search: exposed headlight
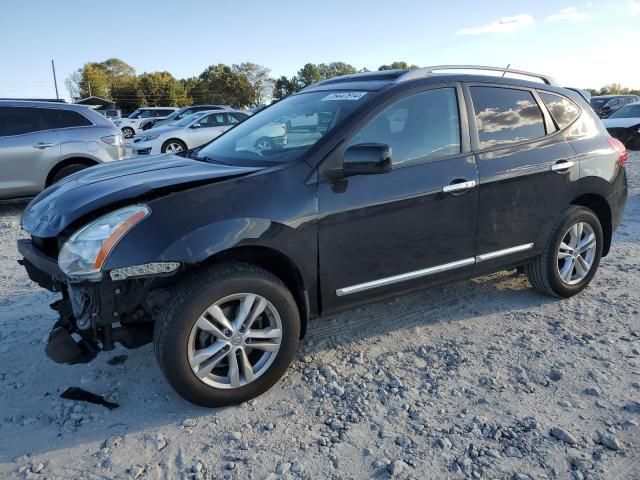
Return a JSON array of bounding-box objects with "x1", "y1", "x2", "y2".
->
[
  {"x1": 101, "y1": 134, "x2": 124, "y2": 147},
  {"x1": 141, "y1": 134, "x2": 159, "y2": 142},
  {"x1": 58, "y1": 205, "x2": 151, "y2": 281}
]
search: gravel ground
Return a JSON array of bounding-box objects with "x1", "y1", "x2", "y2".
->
[{"x1": 0, "y1": 152, "x2": 639, "y2": 480}]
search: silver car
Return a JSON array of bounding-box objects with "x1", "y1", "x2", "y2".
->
[{"x1": 0, "y1": 101, "x2": 125, "y2": 200}]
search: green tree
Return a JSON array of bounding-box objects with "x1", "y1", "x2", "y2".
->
[
  {"x1": 78, "y1": 63, "x2": 110, "y2": 98},
  {"x1": 136, "y1": 71, "x2": 189, "y2": 107},
  {"x1": 378, "y1": 62, "x2": 420, "y2": 71},
  {"x1": 233, "y1": 62, "x2": 274, "y2": 106},
  {"x1": 273, "y1": 75, "x2": 301, "y2": 100},
  {"x1": 192, "y1": 64, "x2": 255, "y2": 107}
]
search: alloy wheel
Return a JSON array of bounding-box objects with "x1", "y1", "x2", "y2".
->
[
  {"x1": 187, "y1": 293, "x2": 283, "y2": 389},
  {"x1": 165, "y1": 142, "x2": 184, "y2": 153},
  {"x1": 556, "y1": 222, "x2": 597, "y2": 285}
]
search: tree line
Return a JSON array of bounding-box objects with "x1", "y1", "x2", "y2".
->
[
  {"x1": 66, "y1": 59, "x2": 638, "y2": 112},
  {"x1": 65, "y1": 59, "x2": 419, "y2": 112}
]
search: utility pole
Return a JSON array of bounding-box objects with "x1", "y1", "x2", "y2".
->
[{"x1": 51, "y1": 59, "x2": 60, "y2": 100}]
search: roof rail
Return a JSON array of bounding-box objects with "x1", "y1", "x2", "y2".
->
[{"x1": 397, "y1": 65, "x2": 559, "y2": 86}]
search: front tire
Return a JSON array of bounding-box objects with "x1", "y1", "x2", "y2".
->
[
  {"x1": 525, "y1": 206, "x2": 603, "y2": 298},
  {"x1": 154, "y1": 263, "x2": 300, "y2": 407},
  {"x1": 122, "y1": 127, "x2": 135, "y2": 139},
  {"x1": 161, "y1": 139, "x2": 187, "y2": 154}
]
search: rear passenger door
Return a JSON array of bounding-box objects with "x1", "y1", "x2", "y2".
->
[
  {"x1": 465, "y1": 85, "x2": 578, "y2": 270},
  {"x1": 0, "y1": 107, "x2": 60, "y2": 199}
]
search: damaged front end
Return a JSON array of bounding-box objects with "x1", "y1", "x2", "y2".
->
[{"x1": 18, "y1": 204, "x2": 179, "y2": 365}]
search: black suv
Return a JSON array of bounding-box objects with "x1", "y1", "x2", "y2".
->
[
  {"x1": 18, "y1": 66, "x2": 628, "y2": 407},
  {"x1": 590, "y1": 94, "x2": 640, "y2": 118}
]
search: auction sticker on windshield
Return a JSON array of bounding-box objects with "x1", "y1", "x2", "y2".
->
[{"x1": 321, "y1": 92, "x2": 367, "y2": 101}]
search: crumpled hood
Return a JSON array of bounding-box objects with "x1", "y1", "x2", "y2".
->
[
  {"x1": 602, "y1": 118, "x2": 640, "y2": 129},
  {"x1": 22, "y1": 154, "x2": 262, "y2": 237}
]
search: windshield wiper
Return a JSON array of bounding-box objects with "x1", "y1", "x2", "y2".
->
[{"x1": 198, "y1": 155, "x2": 233, "y2": 166}]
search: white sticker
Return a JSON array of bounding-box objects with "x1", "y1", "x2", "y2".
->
[{"x1": 321, "y1": 92, "x2": 367, "y2": 102}]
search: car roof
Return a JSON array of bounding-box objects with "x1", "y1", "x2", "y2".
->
[
  {"x1": 591, "y1": 95, "x2": 638, "y2": 99},
  {"x1": 139, "y1": 106, "x2": 178, "y2": 110},
  {"x1": 0, "y1": 100, "x2": 95, "y2": 112},
  {"x1": 300, "y1": 66, "x2": 576, "y2": 97}
]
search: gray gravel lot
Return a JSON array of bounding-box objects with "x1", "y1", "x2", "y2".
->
[{"x1": 0, "y1": 152, "x2": 639, "y2": 479}]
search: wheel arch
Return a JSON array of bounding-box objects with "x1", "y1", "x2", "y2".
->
[
  {"x1": 197, "y1": 246, "x2": 310, "y2": 338},
  {"x1": 46, "y1": 157, "x2": 98, "y2": 186},
  {"x1": 571, "y1": 193, "x2": 612, "y2": 256}
]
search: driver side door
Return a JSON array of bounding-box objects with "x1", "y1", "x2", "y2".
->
[{"x1": 317, "y1": 85, "x2": 479, "y2": 311}]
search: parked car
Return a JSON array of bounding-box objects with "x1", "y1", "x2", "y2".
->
[
  {"x1": 590, "y1": 95, "x2": 640, "y2": 118},
  {"x1": 133, "y1": 110, "x2": 250, "y2": 155},
  {"x1": 602, "y1": 102, "x2": 640, "y2": 150},
  {"x1": 139, "y1": 105, "x2": 232, "y2": 131},
  {"x1": 97, "y1": 108, "x2": 122, "y2": 120},
  {"x1": 0, "y1": 100, "x2": 125, "y2": 200},
  {"x1": 114, "y1": 107, "x2": 177, "y2": 139},
  {"x1": 18, "y1": 66, "x2": 627, "y2": 407}
]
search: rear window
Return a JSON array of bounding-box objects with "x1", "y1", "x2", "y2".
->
[
  {"x1": 538, "y1": 92, "x2": 580, "y2": 129},
  {"x1": 608, "y1": 104, "x2": 640, "y2": 119},
  {"x1": 470, "y1": 87, "x2": 546, "y2": 149},
  {"x1": 41, "y1": 109, "x2": 92, "y2": 129}
]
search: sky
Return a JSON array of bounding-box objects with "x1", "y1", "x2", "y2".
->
[{"x1": 1, "y1": 0, "x2": 639, "y2": 101}]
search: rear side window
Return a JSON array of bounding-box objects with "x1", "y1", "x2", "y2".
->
[
  {"x1": 348, "y1": 87, "x2": 461, "y2": 167},
  {"x1": 470, "y1": 87, "x2": 546, "y2": 149},
  {"x1": 538, "y1": 92, "x2": 580, "y2": 129},
  {"x1": 0, "y1": 107, "x2": 42, "y2": 136},
  {"x1": 41, "y1": 109, "x2": 92, "y2": 129},
  {"x1": 228, "y1": 113, "x2": 248, "y2": 124}
]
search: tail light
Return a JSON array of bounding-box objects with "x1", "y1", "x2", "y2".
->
[{"x1": 607, "y1": 138, "x2": 627, "y2": 167}]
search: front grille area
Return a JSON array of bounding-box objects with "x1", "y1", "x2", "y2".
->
[{"x1": 134, "y1": 148, "x2": 152, "y2": 155}]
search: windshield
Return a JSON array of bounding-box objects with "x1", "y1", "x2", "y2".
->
[
  {"x1": 128, "y1": 109, "x2": 142, "y2": 119},
  {"x1": 609, "y1": 104, "x2": 640, "y2": 119},
  {"x1": 175, "y1": 112, "x2": 203, "y2": 127},
  {"x1": 195, "y1": 90, "x2": 370, "y2": 164},
  {"x1": 164, "y1": 109, "x2": 184, "y2": 121}
]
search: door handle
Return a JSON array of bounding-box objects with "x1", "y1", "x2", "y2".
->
[
  {"x1": 33, "y1": 142, "x2": 56, "y2": 149},
  {"x1": 443, "y1": 179, "x2": 476, "y2": 193},
  {"x1": 551, "y1": 160, "x2": 575, "y2": 172}
]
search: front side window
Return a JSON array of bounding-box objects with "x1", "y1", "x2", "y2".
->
[
  {"x1": 538, "y1": 92, "x2": 580, "y2": 129},
  {"x1": 197, "y1": 113, "x2": 225, "y2": 127},
  {"x1": 0, "y1": 107, "x2": 42, "y2": 137},
  {"x1": 195, "y1": 90, "x2": 371, "y2": 165},
  {"x1": 41, "y1": 109, "x2": 92, "y2": 129},
  {"x1": 470, "y1": 87, "x2": 546, "y2": 149},
  {"x1": 348, "y1": 88, "x2": 461, "y2": 167},
  {"x1": 228, "y1": 113, "x2": 249, "y2": 124}
]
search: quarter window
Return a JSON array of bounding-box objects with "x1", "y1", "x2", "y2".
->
[
  {"x1": 0, "y1": 107, "x2": 42, "y2": 136},
  {"x1": 41, "y1": 109, "x2": 92, "y2": 129},
  {"x1": 538, "y1": 92, "x2": 580, "y2": 129},
  {"x1": 470, "y1": 87, "x2": 546, "y2": 149},
  {"x1": 348, "y1": 88, "x2": 461, "y2": 167}
]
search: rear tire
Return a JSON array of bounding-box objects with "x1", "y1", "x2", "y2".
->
[
  {"x1": 154, "y1": 263, "x2": 300, "y2": 407},
  {"x1": 50, "y1": 163, "x2": 90, "y2": 184},
  {"x1": 525, "y1": 206, "x2": 603, "y2": 298}
]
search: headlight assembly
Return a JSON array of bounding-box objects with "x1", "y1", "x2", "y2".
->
[
  {"x1": 58, "y1": 205, "x2": 150, "y2": 280},
  {"x1": 142, "y1": 134, "x2": 160, "y2": 142}
]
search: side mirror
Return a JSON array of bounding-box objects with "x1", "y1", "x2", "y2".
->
[
  {"x1": 190, "y1": 123, "x2": 201, "y2": 129},
  {"x1": 342, "y1": 143, "x2": 392, "y2": 176}
]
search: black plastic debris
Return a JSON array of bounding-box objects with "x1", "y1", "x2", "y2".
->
[
  {"x1": 60, "y1": 387, "x2": 119, "y2": 410},
  {"x1": 107, "y1": 354, "x2": 128, "y2": 366}
]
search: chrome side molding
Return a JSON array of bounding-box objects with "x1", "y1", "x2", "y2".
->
[
  {"x1": 476, "y1": 243, "x2": 534, "y2": 262},
  {"x1": 335, "y1": 243, "x2": 534, "y2": 296}
]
